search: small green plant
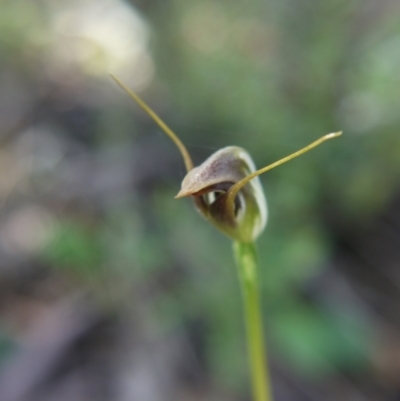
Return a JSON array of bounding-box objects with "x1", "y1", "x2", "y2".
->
[{"x1": 111, "y1": 74, "x2": 342, "y2": 401}]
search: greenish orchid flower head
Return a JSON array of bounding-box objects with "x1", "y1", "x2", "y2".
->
[
  {"x1": 175, "y1": 146, "x2": 267, "y2": 243},
  {"x1": 111, "y1": 74, "x2": 342, "y2": 243}
]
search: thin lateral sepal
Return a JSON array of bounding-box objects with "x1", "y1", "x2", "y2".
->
[
  {"x1": 226, "y1": 131, "x2": 342, "y2": 217},
  {"x1": 110, "y1": 74, "x2": 194, "y2": 172}
]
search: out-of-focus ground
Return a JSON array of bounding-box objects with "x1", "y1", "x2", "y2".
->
[{"x1": 1, "y1": 0, "x2": 400, "y2": 400}]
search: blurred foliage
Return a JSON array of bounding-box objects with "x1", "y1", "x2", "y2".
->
[
  {"x1": 0, "y1": 332, "x2": 14, "y2": 369},
  {"x1": 1, "y1": 0, "x2": 400, "y2": 397},
  {"x1": 43, "y1": 221, "x2": 105, "y2": 275}
]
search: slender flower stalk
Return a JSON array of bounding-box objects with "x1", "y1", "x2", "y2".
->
[
  {"x1": 111, "y1": 74, "x2": 342, "y2": 401},
  {"x1": 234, "y1": 241, "x2": 272, "y2": 401}
]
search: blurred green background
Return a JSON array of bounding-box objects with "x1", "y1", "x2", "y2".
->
[{"x1": 1, "y1": 0, "x2": 400, "y2": 400}]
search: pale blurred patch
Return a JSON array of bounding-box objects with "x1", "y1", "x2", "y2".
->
[
  {"x1": 0, "y1": 206, "x2": 55, "y2": 255},
  {"x1": 43, "y1": 0, "x2": 154, "y2": 91},
  {"x1": 337, "y1": 91, "x2": 385, "y2": 133},
  {"x1": 181, "y1": 2, "x2": 229, "y2": 54}
]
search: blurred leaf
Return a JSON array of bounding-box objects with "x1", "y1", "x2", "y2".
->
[
  {"x1": 0, "y1": 331, "x2": 15, "y2": 368},
  {"x1": 42, "y1": 221, "x2": 104, "y2": 275},
  {"x1": 270, "y1": 302, "x2": 371, "y2": 377}
]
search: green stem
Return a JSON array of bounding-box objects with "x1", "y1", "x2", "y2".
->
[{"x1": 233, "y1": 241, "x2": 273, "y2": 401}]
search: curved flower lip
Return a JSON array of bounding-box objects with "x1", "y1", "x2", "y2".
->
[
  {"x1": 175, "y1": 188, "x2": 195, "y2": 198},
  {"x1": 175, "y1": 186, "x2": 215, "y2": 199},
  {"x1": 174, "y1": 146, "x2": 247, "y2": 200}
]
